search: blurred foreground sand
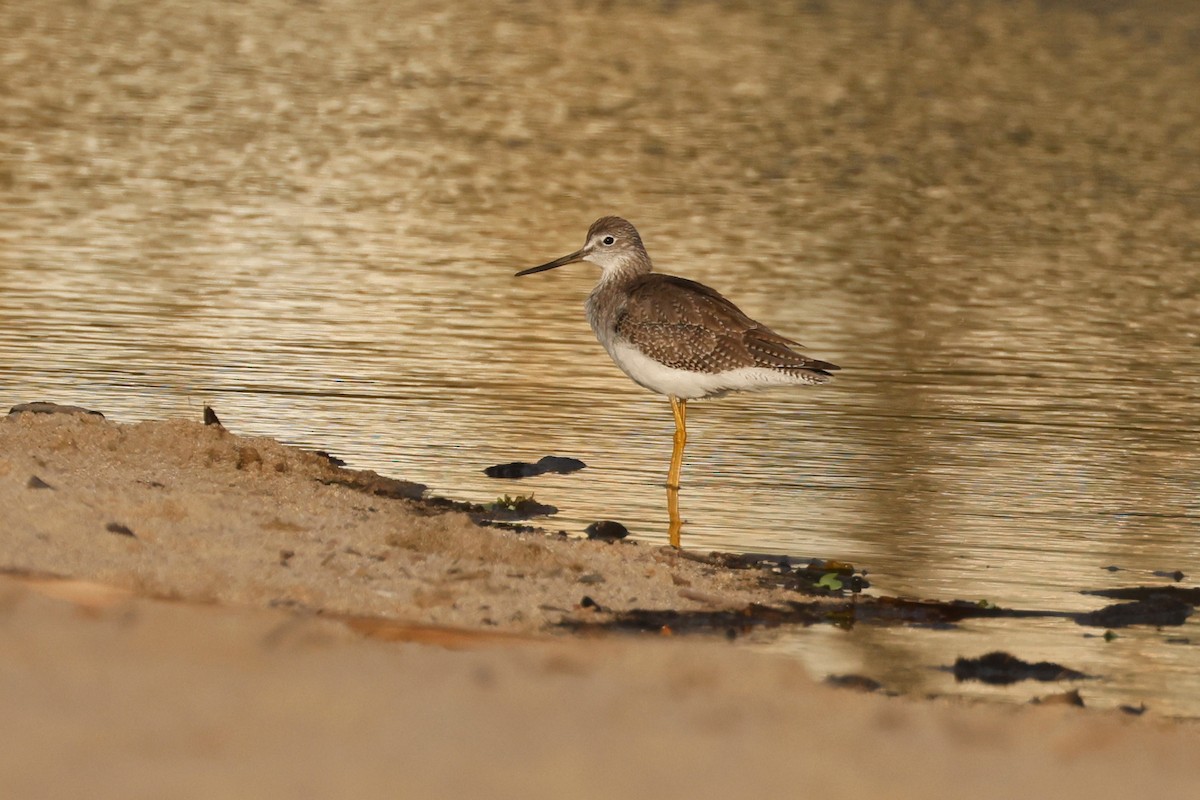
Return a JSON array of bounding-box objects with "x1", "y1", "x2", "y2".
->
[{"x1": 2, "y1": 411, "x2": 1198, "y2": 798}]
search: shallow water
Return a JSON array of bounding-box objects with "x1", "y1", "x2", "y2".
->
[{"x1": 3, "y1": 0, "x2": 1200, "y2": 715}]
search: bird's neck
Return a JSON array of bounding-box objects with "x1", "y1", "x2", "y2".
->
[
  {"x1": 597, "y1": 253, "x2": 652, "y2": 288},
  {"x1": 585, "y1": 268, "x2": 637, "y2": 343}
]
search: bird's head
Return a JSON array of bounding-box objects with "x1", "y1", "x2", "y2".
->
[{"x1": 516, "y1": 216, "x2": 651, "y2": 278}]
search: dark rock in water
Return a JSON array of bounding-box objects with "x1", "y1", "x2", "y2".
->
[
  {"x1": 952, "y1": 651, "x2": 1087, "y2": 685},
  {"x1": 484, "y1": 461, "x2": 544, "y2": 479},
  {"x1": 484, "y1": 455, "x2": 587, "y2": 479},
  {"x1": 105, "y1": 522, "x2": 137, "y2": 538},
  {"x1": 26, "y1": 475, "x2": 54, "y2": 490},
  {"x1": 9, "y1": 402, "x2": 104, "y2": 418},
  {"x1": 1075, "y1": 596, "x2": 1193, "y2": 628},
  {"x1": 585, "y1": 520, "x2": 629, "y2": 542},
  {"x1": 203, "y1": 405, "x2": 224, "y2": 427},
  {"x1": 1152, "y1": 569, "x2": 1186, "y2": 582},
  {"x1": 535, "y1": 455, "x2": 586, "y2": 474}
]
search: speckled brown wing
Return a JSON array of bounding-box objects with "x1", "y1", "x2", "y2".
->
[{"x1": 613, "y1": 274, "x2": 839, "y2": 380}]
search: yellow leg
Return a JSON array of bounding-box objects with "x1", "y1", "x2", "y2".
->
[{"x1": 667, "y1": 396, "x2": 687, "y2": 548}]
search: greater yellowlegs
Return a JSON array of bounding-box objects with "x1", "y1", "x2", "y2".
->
[{"x1": 516, "y1": 216, "x2": 838, "y2": 546}]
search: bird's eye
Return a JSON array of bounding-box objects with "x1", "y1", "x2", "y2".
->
[{"x1": 601, "y1": 235, "x2": 615, "y2": 246}]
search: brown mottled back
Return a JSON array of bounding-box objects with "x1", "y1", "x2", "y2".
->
[{"x1": 613, "y1": 274, "x2": 839, "y2": 380}]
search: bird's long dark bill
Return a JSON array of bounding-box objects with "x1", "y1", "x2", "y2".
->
[{"x1": 514, "y1": 249, "x2": 586, "y2": 277}]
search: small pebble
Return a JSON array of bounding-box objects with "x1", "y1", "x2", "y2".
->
[{"x1": 105, "y1": 522, "x2": 136, "y2": 538}]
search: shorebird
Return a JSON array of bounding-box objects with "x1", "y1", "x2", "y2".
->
[{"x1": 516, "y1": 216, "x2": 838, "y2": 546}]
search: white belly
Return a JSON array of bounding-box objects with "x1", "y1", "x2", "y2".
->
[{"x1": 606, "y1": 340, "x2": 808, "y2": 400}]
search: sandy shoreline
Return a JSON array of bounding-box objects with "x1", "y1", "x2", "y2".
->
[
  {"x1": 3, "y1": 407, "x2": 1199, "y2": 797},
  {"x1": 0, "y1": 407, "x2": 838, "y2": 633}
]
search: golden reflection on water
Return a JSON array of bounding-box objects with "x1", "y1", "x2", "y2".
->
[{"x1": 3, "y1": 0, "x2": 1200, "y2": 713}]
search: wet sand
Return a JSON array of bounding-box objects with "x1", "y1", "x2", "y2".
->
[{"x1": 3, "y1": 409, "x2": 1199, "y2": 798}]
